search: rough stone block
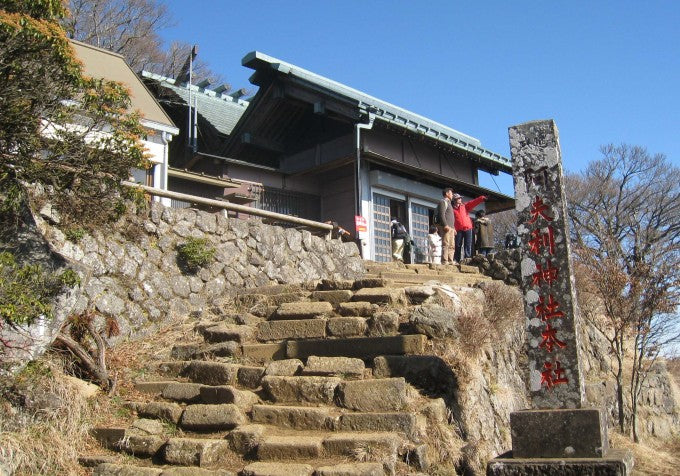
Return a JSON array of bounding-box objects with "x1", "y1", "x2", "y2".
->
[
  {"x1": 265, "y1": 359, "x2": 303, "y2": 376},
  {"x1": 337, "y1": 378, "x2": 408, "y2": 412},
  {"x1": 162, "y1": 468, "x2": 236, "y2": 476},
  {"x1": 135, "y1": 401, "x2": 183, "y2": 424},
  {"x1": 323, "y1": 432, "x2": 400, "y2": 457},
  {"x1": 486, "y1": 449, "x2": 633, "y2": 476},
  {"x1": 367, "y1": 312, "x2": 399, "y2": 336},
  {"x1": 92, "y1": 463, "x2": 162, "y2": 476},
  {"x1": 237, "y1": 365, "x2": 265, "y2": 389},
  {"x1": 240, "y1": 462, "x2": 314, "y2": 476},
  {"x1": 91, "y1": 427, "x2": 126, "y2": 449},
  {"x1": 339, "y1": 412, "x2": 425, "y2": 440},
  {"x1": 311, "y1": 290, "x2": 354, "y2": 306},
  {"x1": 131, "y1": 418, "x2": 165, "y2": 435},
  {"x1": 202, "y1": 324, "x2": 254, "y2": 343},
  {"x1": 314, "y1": 463, "x2": 385, "y2": 476},
  {"x1": 286, "y1": 335, "x2": 426, "y2": 359},
  {"x1": 195, "y1": 341, "x2": 242, "y2": 359},
  {"x1": 251, "y1": 404, "x2": 335, "y2": 430},
  {"x1": 273, "y1": 301, "x2": 333, "y2": 320},
  {"x1": 179, "y1": 404, "x2": 246, "y2": 431},
  {"x1": 157, "y1": 361, "x2": 187, "y2": 377},
  {"x1": 372, "y1": 355, "x2": 454, "y2": 394},
  {"x1": 181, "y1": 360, "x2": 239, "y2": 385},
  {"x1": 261, "y1": 375, "x2": 340, "y2": 405},
  {"x1": 199, "y1": 385, "x2": 260, "y2": 409},
  {"x1": 352, "y1": 287, "x2": 405, "y2": 304},
  {"x1": 163, "y1": 438, "x2": 232, "y2": 467},
  {"x1": 161, "y1": 382, "x2": 204, "y2": 403},
  {"x1": 302, "y1": 356, "x2": 364, "y2": 378},
  {"x1": 353, "y1": 278, "x2": 389, "y2": 289},
  {"x1": 257, "y1": 435, "x2": 324, "y2": 460},
  {"x1": 257, "y1": 319, "x2": 326, "y2": 341},
  {"x1": 510, "y1": 408, "x2": 608, "y2": 458},
  {"x1": 317, "y1": 279, "x2": 354, "y2": 291},
  {"x1": 242, "y1": 342, "x2": 287, "y2": 363},
  {"x1": 228, "y1": 424, "x2": 266, "y2": 454},
  {"x1": 327, "y1": 317, "x2": 367, "y2": 337},
  {"x1": 119, "y1": 434, "x2": 165, "y2": 457},
  {"x1": 338, "y1": 301, "x2": 374, "y2": 317},
  {"x1": 170, "y1": 344, "x2": 201, "y2": 361},
  {"x1": 133, "y1": 380, "x2": 174, "y2": 395}
]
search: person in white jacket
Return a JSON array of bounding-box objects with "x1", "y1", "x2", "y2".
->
[{"x1": 427, "y1": 225, "x2": 442, "y2": 264}]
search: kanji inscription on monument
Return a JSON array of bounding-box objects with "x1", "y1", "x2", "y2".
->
[{"x1": 509, "y1": 119, "x2": 585, "y2": 409}]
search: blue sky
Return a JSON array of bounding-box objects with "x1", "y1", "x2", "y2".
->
[{"x1": 160, "y1": 1, "x2": 679, "y2": 195}]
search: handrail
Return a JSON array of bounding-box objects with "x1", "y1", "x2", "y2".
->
[{"x1": 122, "y1": 181, "x2": 334, "y2": 234}]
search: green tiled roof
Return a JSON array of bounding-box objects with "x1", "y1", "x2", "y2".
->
[
  {"x1": 243, "y1": 51, "x2": 511, "y2": 172},
  {"x1": 141, "y1": 71, "x2": 248, "y2": 136}
]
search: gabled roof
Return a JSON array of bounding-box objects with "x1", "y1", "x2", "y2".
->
[
  {"x1": 70, "y1": 40, "x2": 177, "y2": 133},
  {"x1": 242, "y1": 51, "x2": 511, "y2": 173},
  {"x1": 141, "y1": 71, "x2": 248, "y2": 136}
]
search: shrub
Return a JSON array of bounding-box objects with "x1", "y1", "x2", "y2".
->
[
  {"x1": 176, "y1": 237, "x2": 215, "y2": 272},
  {"x1": 0, "y1": 252, "x2": 80, "y2": 328}
]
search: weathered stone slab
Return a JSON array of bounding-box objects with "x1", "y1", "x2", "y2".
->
[
  {"x1": 336, "y1": 378, "x2": 408, "y2": 412},
  {"x1": 338, "y1": 412, "x2": 425, "y2": 439},
  {"x1": 227, "y1": 424, "x2": 266, "y2": 454},
  {"x1": 487, "y1": 449, "x2": 633, "y2": 476},
  {"x1": 510, "y1": 409, "x2": 607, "y2": 458},
  {"x1": 157, "y1": 361, "x2": 187, "y2": 377},
  {"x1": 242, "y1": 342, "x2": 287, "y2": 363},
  {"x1": 323, "y1": 432, "x2": 399, "y2": 457},
  {"x1": 163, "y1": 438, "x2": 232, "y2": 467},
  {"x1": 201, "y1": 324, "x2": 254, "y2": 343},
  {"x1": 179, "y1": 404, "x2": 246, "y2": 431},
  {"x1": 286, "y1": 335, "x2": 426, "y2": 359},
  {"x1": 315, "y1": 463, "x2": 385, "y2": 476},
  {"x1": 171, "y1": 344, "x2": 201, "y2": 361},
  {"x1": 261, "y1": 375, "x2": 340, "y2": 405},
  {"x1": 134, "y1": 401, "x2": 183, "y2": 424},
  {"x1": 195, "y1": 341, "x2": 242, "y2": 359},
  {"x1": 257, "y1": 435, "x2": 323, "y2": 459},
  {"x1": 91, "y1": 427, "x2": 126, "y2": 449},
  {"x1": 367, "y1": 312, "x2": 399, "y2": 337},
  {"x1": 372, "y1": 355, "x2": 454, "y2": 394},
  {"x1": 78, "y1": 455, "x2": 117, "y2": 468},
  {"x1": 92, "y1": 463, "x2": 162, "y2": 476},
  {"x1": 257, "y1": 319, "x2": 326, "y2": 341},
  {"x1": 317, "y1": 279, "x2": 354, "y2": 290},
  {"x1": 162, "y1": 468, "x2": 236, "y2": 476},
  {"x1": 134, "y1": 380, "x2": 174, "y2": 395},
  {"x1": 131, "y1": 418, "x2": 165, "y2": 435},
  {"x1": 265, "y1": 359, "x2": 303, "y2": 376},
  {"x1": 181, "y1": 360, "x2": 239, "y2": 385},
  {"x1": 458, "y1": 264, "x2": 479, "y2": 274},
  {"x1": 240, "y1": 462, "x2": 313, "y2": 476},
  {"x1": 199, "y1": 385, "x2": 260, "y2": 409},
  {"x1": 351, "y1": 287, "x2": 405, "y2": 304},
  {"x1": 251, "y1": 404, "x2": 335, "y2": 430},
  {"x1": 353, "y1": 278, "x2": 389, "y2": 289},
  {"x1": 311, "y1": 290, "x2": 354, "y2": 306},
  {"x1": 162, "y1": 382, "x2": 204, "y2": 403},
  {"x1": 237, "y1": 365, "x2": 265, "y2": 389},
  {"x1": 509, "y1": 120, "x2": 585, "y2": 408},
  {"x1": 302, "y1": 356, "x2": 364, "y2": 378},
  {"x1": 338, "y1": 301, "x2": 374, "y2": 317},
  {"x1": 119, "y1": 434, "x2": 165, "y2": 457},
  {"x1": 273, "y1": 301, "x2": 333, "y2": 320},
  {"x1": 327, "y1": 317, "x2": 367, "y2": 337}
]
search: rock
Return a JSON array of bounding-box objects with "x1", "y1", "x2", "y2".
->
[
  {"x1": 409, "y1": 305, "x2": 459, "y2": 339},
  {"x1": 261, "y1": 376, "x2": 340, "y2": 405},
  {"x1": 179, "y1": 404, "x2": 246, "y2": 431},
  {"x1": 302, "y1": 356, "x2": 364, "y2": 379},
  {"x1": 336, "y1": 378, "x2": 408, "y2": 412},
  {"x1": 265, "y1": 359, "x2": 303, "y2": 376}
]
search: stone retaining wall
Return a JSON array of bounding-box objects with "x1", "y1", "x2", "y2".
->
[{"x1": 2, "y1": 202, "x2": 364, "y2": 367}]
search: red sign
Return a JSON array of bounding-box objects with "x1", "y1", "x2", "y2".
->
[{"x1": 354, "y1": 215, "x2": 367, "y2": 233}]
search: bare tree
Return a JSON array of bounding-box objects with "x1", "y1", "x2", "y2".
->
[
  {"x1": 64, "y1": 0, "x2": 223, "y2": 84},
  {"x1": 489, "y1": 209, "x2": 517, "y2": 249},
  {"x1": 567, "y1": 144, "x2": 680, "y2": 442}
]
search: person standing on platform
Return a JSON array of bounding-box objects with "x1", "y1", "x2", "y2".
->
[
  {"x1": 427, "y1": 225, "x2": 442, "y2": 264},
  {"x1": 390, "y1": 217, "x2": 408, "y2": 262},
  {"x1": 435, "y1": 188, "x2": 456, "y2": 264},
  {"x1": 452, "y1": 193, "x2": 487, "y2": 263},
  {"x1": 474, "y1": 210, "x2": 494, "y2": 256}
]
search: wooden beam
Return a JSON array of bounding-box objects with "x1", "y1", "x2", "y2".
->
[{"x1": 241, "y1": 132, "x2": 286, "y2": 153}]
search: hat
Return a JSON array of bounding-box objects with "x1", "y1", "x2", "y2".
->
[{"x1": 452, "y1": 193, "x2": 462, "y2": 200}]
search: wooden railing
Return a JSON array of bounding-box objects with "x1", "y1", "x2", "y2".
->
[{"x1": 122, "y1": 181, "x2": 334, "y2": 236}]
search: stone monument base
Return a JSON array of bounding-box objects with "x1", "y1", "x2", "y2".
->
[
  {"x1": 487, "y1": 408, "x2": 633, "y2": 475},
  {"x1": 487, "y1": 449, "x2": 633, "y2": 476}
]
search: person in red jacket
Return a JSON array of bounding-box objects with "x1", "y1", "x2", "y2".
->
[{"x1": 452, "y1": 193, "x2": 487, "y2": 263}]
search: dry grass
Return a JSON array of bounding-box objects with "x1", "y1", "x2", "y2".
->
[
  {"x1": 610, "y1": 431, "x2": 680, "y2": 475},
  {"x1": 0, "y1": 361, "x2": 93, "y2": 475}
]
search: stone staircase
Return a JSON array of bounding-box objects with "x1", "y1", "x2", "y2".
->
[{"x1": 83, "y1": 262, "x2": 490, "y2": 475}]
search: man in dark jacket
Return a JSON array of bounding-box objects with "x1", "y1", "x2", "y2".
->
[{"x1": 436, "y1": 188, "x2": 456, "y2": 264}]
